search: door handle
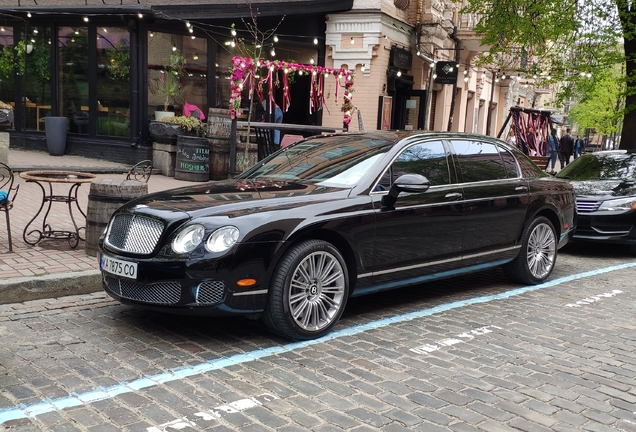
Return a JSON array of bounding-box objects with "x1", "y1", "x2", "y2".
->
[
  {"x1": 515, "y1": 186, "x2": 529, "y2": 192},
  {"x1": 445, "y1": 192, "x2": 463, "y2": 200}
]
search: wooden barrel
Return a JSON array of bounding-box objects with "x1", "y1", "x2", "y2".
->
[
  {"x1": 208, "y1": 108, "x2": 232, "y2": 180},
  {"x1": 85, "y1": 179, "x2": 148, "y2": 257},
  {"x1": 175, "y1": 135, "x2": 210, "y2": 181}
]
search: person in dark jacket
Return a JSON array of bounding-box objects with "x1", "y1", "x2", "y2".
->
[
  {"x1": 559, "y1": 128, "x2": 574, "y2": 168},
  {"x1": 574, "y1": 135, "x2": 583, "y2": 159}
]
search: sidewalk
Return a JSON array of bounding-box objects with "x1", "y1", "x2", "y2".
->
[{"x1": 0, "y1": 148, "x2": 199, "y2": 304}]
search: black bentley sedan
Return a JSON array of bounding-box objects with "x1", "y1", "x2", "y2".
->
[
  {"x1": 99, "y1": 131, "x2": 575, "y2": 340},
  {"x1": 556, "y1": 149, "x2": 636, "y2": 254}
]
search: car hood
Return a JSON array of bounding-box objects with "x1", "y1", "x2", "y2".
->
[
  {"x1": 119, "y1": 178, "x2": 351, "y2": 220},
  {"x1": 568, "y1": 179, "x2": 636, "y2": 198}
]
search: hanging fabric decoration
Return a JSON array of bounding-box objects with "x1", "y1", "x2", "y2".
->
[{"x1": 230, "y1": 56, "x2": 355, "y2": 126}]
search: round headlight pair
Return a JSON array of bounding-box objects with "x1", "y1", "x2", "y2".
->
[{"x1": 172, "y1": 225, "x2": 240, "y2": 254}]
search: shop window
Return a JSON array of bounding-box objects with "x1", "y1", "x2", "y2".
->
[
  {"x1": 0, "y1": 28, "x2": 15, "y2": 111},
  {"x1": 58, "y1": 26, "x2": 89, "y2": 134},
  {"x1": 20, "y1": 26, "x2": 52, "y2": 132},
  {"x1": 97, "y1": 27, "x2": 131, "y2": 137},
  {"x1": 148, "y1": 31, "x2": 207, "y2": 120}
]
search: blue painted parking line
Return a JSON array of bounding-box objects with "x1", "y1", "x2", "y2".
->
[{"x1": 1, "y1": 261, "x2": 635, "y2": 424}]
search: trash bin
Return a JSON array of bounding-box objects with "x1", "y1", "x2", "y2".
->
[{"x1": 44, "y1": 117, "x2": 67, "y2": 156}]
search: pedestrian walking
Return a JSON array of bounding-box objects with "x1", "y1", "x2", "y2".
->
[
  {"x1": 545, "y1": 127, "x2": 560, "y2": 174},
  {"x1": 574, "y1": 135, "x2": 583, "y2": 159},
  {"x1": 560, "y1": 128, "x2": 574, "y2": 168}
]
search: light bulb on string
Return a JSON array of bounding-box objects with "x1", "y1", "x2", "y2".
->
[
  {"x1": 231, "y1": 29, "x2": 237, "y2": 36},
  {"x1": 351, "y1": 37, "x2": 355, "y2": 44},
  {"x1": 313, "y1": 37, "x2": 318, "y2": 44},
  {"x1": 273, "y1": 35, "x2": 279, "y2": 42},
  {"x1": 501, "y1": 74, "x2": 506, "y2": 79},
  {"x1": 172, "y1": 44, "x2": 177, "y2": 52},
  {"x1": 271, "y1": 48, "x2": 276, "y2": 56},
  {"x1": 310, "y1": 57, "x2": 314, "y2": 64},
  {"x1": 27, "y1": 12, "x2": 32, "y2": 18},
  {"x1": 397, "y1": 71, "x2": 402, "y2": 77},
  {"x1": 360, "y1": 63, "x2": 365, "y2": 71},
  {"x1": 186, "y1": 21, "x2": 191, "y2": 28},
  {"x1": 138, "y1": 13, "x2": 143, "y2": 19},
  {"x1": 191, "y1": 35, "x2": 196, "y2": 39},
  {"x1": 84, "y1": 16, "x2": 89, "y2": 22}
]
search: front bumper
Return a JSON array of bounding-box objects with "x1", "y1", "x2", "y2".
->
[
  {"x1": 99, "y1": 251, "x2": 270, "y2": 316},
  {"x1": 573, "y1": 212, "x2": 636, "y2": 245}
]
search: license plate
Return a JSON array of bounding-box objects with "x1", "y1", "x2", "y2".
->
[{"x1": 100, "y1": 254, "x2": 138, "y2": 280}]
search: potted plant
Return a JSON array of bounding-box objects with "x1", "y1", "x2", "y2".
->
[
  {"x1": 0, "y1": 101, "x2": 14, "y2": 132},
  {"x1": 149, "y1": 115, "x2": 207, "y2": 144},
  {"x1": 149, "y1": 52, "x2": 188, "y2": 120}
]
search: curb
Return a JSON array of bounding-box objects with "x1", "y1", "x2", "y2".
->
[{"x1": 0, "y1": 270, "x2": 102, "y2": 304}]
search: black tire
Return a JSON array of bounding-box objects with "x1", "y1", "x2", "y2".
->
[
  {"x1": 263, "y1": 239, "x2": 349, "y2": 340},
  {"x1": 503, "y1": 216, "x2": 557, "y2": 285},
  {"x1": 629, "y1": 244, "x2": 636, "y2": 256}
]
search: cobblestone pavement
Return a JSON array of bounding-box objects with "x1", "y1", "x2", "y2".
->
[{"x1": 0, "y1": 242, "x2": 635, "y2": 431}]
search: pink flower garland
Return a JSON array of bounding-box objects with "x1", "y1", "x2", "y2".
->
[{"x1": 229, "y1": 56, "x2": 355, "y2": 125}]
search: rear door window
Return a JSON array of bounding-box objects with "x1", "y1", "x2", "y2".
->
[
  {"x1": 377, "y1": 140, "x2": 451, "y2": 190},
  {"x1": 451, "y1": 140, "x2": 507, "y2": 182}
]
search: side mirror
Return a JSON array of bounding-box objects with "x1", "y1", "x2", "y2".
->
[{"x1": 381, "y1": 173, "x2": 430, "y2": 208}]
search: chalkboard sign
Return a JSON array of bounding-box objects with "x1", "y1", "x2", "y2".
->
[{"x1": 175, "y1": 136, "x2": 210, "y2": 182}]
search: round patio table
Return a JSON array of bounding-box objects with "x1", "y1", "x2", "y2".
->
[{"x1": 19, "y1": 170, "x2": 97, "y2": 248}]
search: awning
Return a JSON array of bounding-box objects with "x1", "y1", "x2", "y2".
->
[{"x1": 0, "y1": 0, "x2": 353, "y2": 20}]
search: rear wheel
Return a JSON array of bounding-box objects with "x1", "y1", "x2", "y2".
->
[
  {"x1": 629, "y1": 244, "x2": 636, "y2": 256},
  {"x1": 263, "y1": 239, "x2": 349, "y2": 340},
  {"x1": 504, "y1": 216, "x2": 557, "y2": 284}
]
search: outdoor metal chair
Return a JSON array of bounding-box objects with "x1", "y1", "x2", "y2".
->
[
  {"x1": 0, "y1": 162, "x2": 20, "y2": 252},
  {"x1": 126, "y1": 160, "x2": 153, "y2": 183},
  {"x1": 255, "y1": 127, "x2": 277, "y2": 160}
]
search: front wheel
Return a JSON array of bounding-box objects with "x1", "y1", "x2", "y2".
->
[
  {"x1": 504, "y1": 216, "x2": 557, "y2": 285},
  {"x1": 263, "y1": 239, "x2": 349, "y2": 340}
]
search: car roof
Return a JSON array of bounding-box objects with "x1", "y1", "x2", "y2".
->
[{"x1": 317, "y1": 131, "x2": 510, "y2": 149}]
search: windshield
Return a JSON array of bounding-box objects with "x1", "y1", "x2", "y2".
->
[
  {"x1": 557, "y1": 152, "x2": 636, "y2": 180},
  {"x1": 237, "y1": 135, "x2": 393, "y2": 187}
]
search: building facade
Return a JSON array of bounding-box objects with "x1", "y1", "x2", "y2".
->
[{"x1": 1, "y1": 0, "x2": 549, "y2": 165}]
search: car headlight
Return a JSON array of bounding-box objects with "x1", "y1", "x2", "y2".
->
[
  {"x1": 206, "y1": 226, "x2": 240, "y2": 253},
  {"x1": 172, "y1": 224, "x2": 205, "y2": 254},
  {"x1": 597, "y1": 197, "x2": 636, "y2": 212}
]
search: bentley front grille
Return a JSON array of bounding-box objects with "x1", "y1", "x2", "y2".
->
[
  {"x1": 106, "y1": 214, "x2": 164, "y2": 254},
  {"x1": 196, "y1": 281, "x2": 225, "y2": 305},
  {"x1": 103, "y1": 274, "x2": 181, "y2": 305}
]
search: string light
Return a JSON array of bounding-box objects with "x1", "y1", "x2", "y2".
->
[
  {"x1": 397, "y1": 71, "x2": 402, "y2": 77},
  {"x1": 231, "y1": 29, "x2": 237, "y2": 36},
  {"x1": 270, "y1": 48, "x2": 276, "y2": 56},
  {"x1": 193, "y1": 53, "x2": 198, "y2": 60},
  {"x1": 361, "y1": 63, "x2": 365, "y2": 71},
  {"x1": 27, "y1": 12, "x2": 32, "y2": 18},
  {"x1": 273, "y1": 34, "x2": 279, "y2": 42},
  {"x1": 138, "y1": 13, "x2": 143, "y2": 19},
  {"x1": 350, "y1": 37, "x2": 355, "y2": 44},
  {"x1": 186, "y1": 21, "x2": 191, "y2": 28},
  {"x1": 501, "y1": 74, "x2": 506, "y2": 79},
  {"x1": 313, "y1": 37, "x2": 318, "y2": 44},
  {"x1": 191, "y1": 35, "x2": 196, "y2": 39},
  {"x1": 464, "y1": 76, "x2": 469, "y2": 83},
  {"x1": 83, "y1": 16, "x2": 89, "y2": 22},
  {"x1": 172, "y1": 44, "x2": 177, "y2": 51},
  {"x1": 310, "y1": 57, "x2": 314, "y2": 64},
  {"x1": 150, "y1": 32, "x2": 154, "y2": 37}
]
